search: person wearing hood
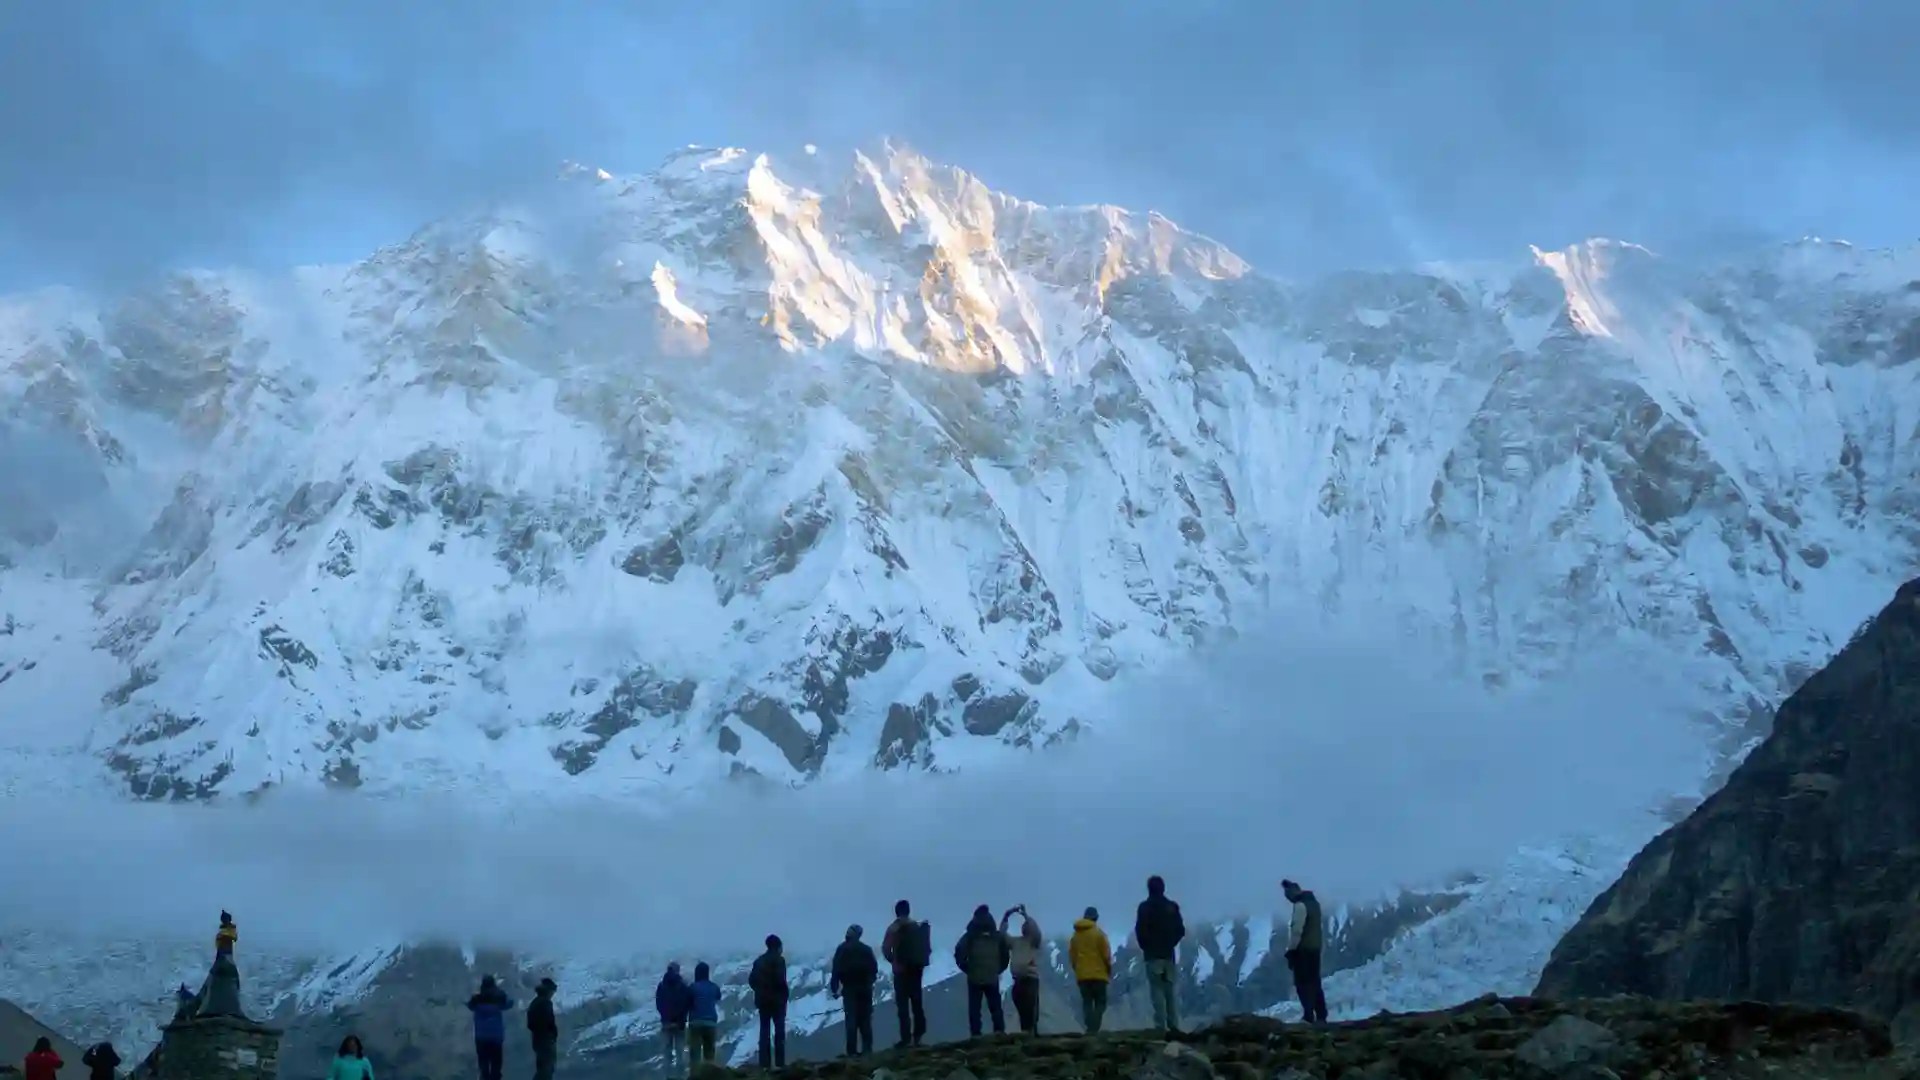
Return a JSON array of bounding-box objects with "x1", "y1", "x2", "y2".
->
[
  {"x1": 656, "y1": 961, "x2": 695, "y2": 1073},
  {"x1": 1134, "y1": 875, "x2": 1187, "y2": 1035},
  {"x1": 80, "y1": 1043, "x2": 120, "y2": 1080},
  {"x1": 999, "y1": 906, "x2": 1044, "y2": 1034},
  {"x1": 829, "y1": 924, "x2": 881, "y2": 1057},
  {"x1": 1283, "y1": 879, "x2": 1328, "y2": 1025},
  {"x1": 953, "y1": 904, "x2": 1010, "y2": 1037},
  {"x1": 527, "y1": 977, "x2": 560, "y2": 1080},
  {"x1": 879, "y1": 899, "x2": 930, "y2": 1048},
  {"x1": 23, "y1": 1037, "x2": 62, "y2": 1080},
  {"x1": 687, "y1": 962, "x2": 723, "y2": 1068},
  {"x1": 748, "y1": 934, "x2": 791, "y2": 1069},
  {"x1": 1068, "y1": 907, "x2": 1114, "y2": 1033},
  {"x1": 465, "y1": 974, "x2": 517, "y2": 1080}
]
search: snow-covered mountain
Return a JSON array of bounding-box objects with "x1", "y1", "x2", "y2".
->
[{"x1": 2, "y1": 141, "x2": 1917, "y2": 1057}]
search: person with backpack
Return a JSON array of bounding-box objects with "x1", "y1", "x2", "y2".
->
[
  {"x1": 327, "y1": 1036, "x2": 374, "y2": 1080},
  {"x1": 748, "y1": 934, "x2": 790, "y2": 1069},
  {"x1": 80, "y1": 1042, "x2": 119, "y2": 1080},
  {"x1": 655, "y1": 961, "x2": 694, "y2": 1073},
  {"x1": 23, "y1": 1037, "x2": 62, "y2": 1080},
  {"x1": 829, "y1": 924, "x2": 881, "y2": 1057},
  {"x1": 527, "y1": 977, "x2": 559, "y2": 1080},
  {"x1": 999, "y1": 905, "x2": 1043, "y2": 1034},
  {"x1": 687, "y1": 962, "x2": 723, "y2": 1068},
  {"x1": 954, "y1": 904, "x2": 1010, "y2": 1037},
  {"x1": 1135, "y1": 875, "x2": 1187, "y2": 1035},
  {"x1": 1283, "y1": 879, "x2": 1329, "y2": 1025},
  {"x1": 465, "y1": 974, "x2": 516, "y2": 1080},
  {"x1": 880, "y1": 899, "x2": 930, "y2": 1048},
  {"x1": 1068, "y1": 906, "x2": 1114, "y2": 1033}
]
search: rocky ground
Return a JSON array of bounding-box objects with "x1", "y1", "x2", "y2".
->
[{"x1": 684, "y1": 996, "x2": 1903, "y2": 1080}]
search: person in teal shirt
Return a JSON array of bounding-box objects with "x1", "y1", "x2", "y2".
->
[{"x1": 328, "y1": 1036, "x2": 374, "y2": 1080}]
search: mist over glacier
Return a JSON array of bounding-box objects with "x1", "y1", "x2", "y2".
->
[{"x1": 0, "y1": 596, "x2": 1708, "y2": 961}]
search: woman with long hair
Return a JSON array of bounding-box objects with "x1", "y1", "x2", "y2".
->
[{"x1": 328, "y1": 1035, "x2": 374, "y2": 1080}]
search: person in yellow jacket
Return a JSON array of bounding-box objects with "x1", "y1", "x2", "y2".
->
[
  {"x1": 215, "y1": 911, "x2": 238, "y2": 958},
  {"x1": 1067, "y1": 907, "x2": 1113, "y2": 1033}
]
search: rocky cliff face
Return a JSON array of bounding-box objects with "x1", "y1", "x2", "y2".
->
[{"x1": 1536, "y1": 577, "x2": 1920, "y2": 1027}]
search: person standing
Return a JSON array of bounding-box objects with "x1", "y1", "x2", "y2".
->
[
  {"x1": 1000, "y1": 906, "x2": 1043, "y2": 1034},
  {"x1": 1283, "y1": 879, "x2": 1328, "y2": 1025},
  {"x1": 748, "y1": 935, "x2": 791, "y2": 1069},
  {"x1": 687, "y1": 962, "x2": 723, "y2": 1068},
  {"x1": 1134, "y1": 875, "x2": 1187, "y2": 1035},
  {"x1": 23, "y1": 1037, "x2": 62, "y2": 1080},
  {"x1": 953, "y1": 904, "x2": 1010, "y2": 1037},
  {"x1": 829, "y1": 924, "x2": 881, "y2": 1057},
  {"x1": 880, "y1": 900, "x2": 930, "y2": 1048},
  {"x1": 80, "y1": 1043, "x2": 120, "y2": 1080},
  {"x1": 527, "y1": 977, "x2": 560, "y2": 1080},
  {"x1": 1068, "y1": 907, "x2": 1114, "y2": 1033},
  {"x1": 328, "y1": 1036, "x2": 374, "y2": 1080},
  {"x1": 465, "y1": 974, "x2": 516, "y2": 1080},
  {"x1": 655, "y1": 962, "x2": 694, "y2": 1073}
]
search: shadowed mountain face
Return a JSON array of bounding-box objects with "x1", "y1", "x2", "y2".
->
[{"x1": 1537, "y1": 577, "x2": 1920, "y2": 1031}]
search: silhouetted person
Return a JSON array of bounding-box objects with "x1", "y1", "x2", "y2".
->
[
  {"x1": 1000, "y1": 906, "x2": 1043, "y2": 1034},
  {"x1": 954, "y1": 904, "x2": 1009, "y2": 1037},
  {"x1": 466, "y1": 975, "x2": 516, "y2": 1080},
  {"x1": 749, "y1": 934, "x2": 790, "y2": 1069},
  {"x1": 1135, "y1": 875, "x2": 1186, "y2": 1034},
  {"x1": 215, "y1": 912, "x2": 237, "y2": 959},
  {"x1": 81, "y1": 1043, "x2": 119, "y2": 1080},
  {"x1": 527, "y1": 977, "x2": 559, "y2": 1080},
  {"x1": 829, "y1": 924, "x2": 880, "y2": 1056},
  {"x1": 328, "y1": 1036, "x2": 373, "y2": 1080},
  {"x1": 656, "y1": 962, "x2": 694, "y2": 1074},
  {"x1": 1283, "y1": 879, "x2": 1328, "y2": 1024},
  {"x1": 687, "y1": 963, "x2": 722, "y2": 1068},
  {"x1": 880, "y1": 899, "x2": 930, "y2": 1047},
  {"x1": 24, "y1": 1038, "x2": 62, "y2": 1080}
]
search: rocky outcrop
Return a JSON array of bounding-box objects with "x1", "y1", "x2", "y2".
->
[
  {"x1": 679, "y1": 996, "x2": 1892, "y2": 1080},
  {"x1": 1537, "y1": 578, "x2": 1920, "y2": 1027}
]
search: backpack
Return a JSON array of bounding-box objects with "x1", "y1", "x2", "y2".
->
[{"x1": 897, "y1": 920, "x2": 932, "y2": 968}]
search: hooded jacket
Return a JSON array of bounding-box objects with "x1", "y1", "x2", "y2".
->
[
  {"x1": 830, "y1": 934, "x2": 880, "y2": 995},
  {"x1": 527, "y1": 984, "x2": 559, "y2": 1044},
  {"x1": 656, "y1": 965, "x2": 693, "y2": 1024},
  {"x1": 688, "y1": 973, "x2": 723, "y2": 1025},
  {"x1": 954, "y1": 908, "x2": 1011, "y2": 986},
  {"x1": 82, "y1": 1044, "x2": 120, "y2": 1080},
  {"x1": 748, "y1": 947, "x2": 790, "y2": 1012},
  {"x1": 1068, "y1": 918, "x2": 1114, "y2": 982},
  {"x1": 466, "y1": 979, "x2": 517, "y2": 1043},
  {"x1": 1134, "y1": 889, "x2": 1186, "y2": 961}
]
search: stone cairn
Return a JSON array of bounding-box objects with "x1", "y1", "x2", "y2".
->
[{"x1": 144, "y1": 913, "x2": 283, "y2": 1080}]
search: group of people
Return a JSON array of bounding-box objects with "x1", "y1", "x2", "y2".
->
[{"x1": 633, "y1": 874, "x2": 1328, "y2": 1073}]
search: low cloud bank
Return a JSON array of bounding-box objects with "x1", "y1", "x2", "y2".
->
[{"x1": 0, "y1": 606, "x2": 1712, "y2": 963}]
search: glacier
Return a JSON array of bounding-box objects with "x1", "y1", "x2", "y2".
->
[{"x1": 1, "y1": 141, "x2": 1917, "y2": 1056}]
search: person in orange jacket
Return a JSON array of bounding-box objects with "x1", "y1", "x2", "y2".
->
[{"x1": 1067, "y1": 907, "x2": 1114, "y2": 1033}]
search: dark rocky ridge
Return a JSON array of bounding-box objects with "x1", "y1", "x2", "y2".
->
[
  {"x1": 1537, "y1": 577, "x2": 1920, "y2": 1033},
  {"x1": 687, "y1": 996, "x2": 1895, "y2": 1080}
]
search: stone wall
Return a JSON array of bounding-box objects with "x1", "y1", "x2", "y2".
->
[{"x1": 156, "y1": 1016, "x2": 282, "y2": 1080}]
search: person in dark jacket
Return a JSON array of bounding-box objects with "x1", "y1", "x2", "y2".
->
[
  {"x1": 748, "y1": 935, "x2": 790, "y2": 1069},
  {"x1": 466, "y1": 974, "x2": 517, "y2": 1080},
  {"x1": 527, "y1": 977, "x2": 559, "y2": 1080},
  {"x1": 80, "y1": 1043, "x2": 120, "y2": 1080},
  {"x1": 1282, "y1": 879, "x2": 1328, "y2": 1024},
  {"x1": 953, "y1": 904, "x2": 1009, "y2": 1037},
  {"x1": 879, "y1": 899, "x2": 929, "y2": 1048},
  {"x1": 829, "y1": 924, "x2": 881, "y2": 1056},
  {"x1": 687, "y1": 962, "x2": 723, "y2": 1068},
  {"x1": 1134, "y1": 875, "x2": 1187, "y2": 1034},
  {"x1": 656, "y1": 961, "x2": 694, "y2": 1072}
]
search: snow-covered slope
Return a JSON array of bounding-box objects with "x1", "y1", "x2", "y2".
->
[{"x1": 2, "y1": 142, "x2": 1918, "y2": 1051}]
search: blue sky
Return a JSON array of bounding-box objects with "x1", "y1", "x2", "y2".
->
[{"x1": 3, "y1": 0, "x2": 1918, "y2": 291}]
